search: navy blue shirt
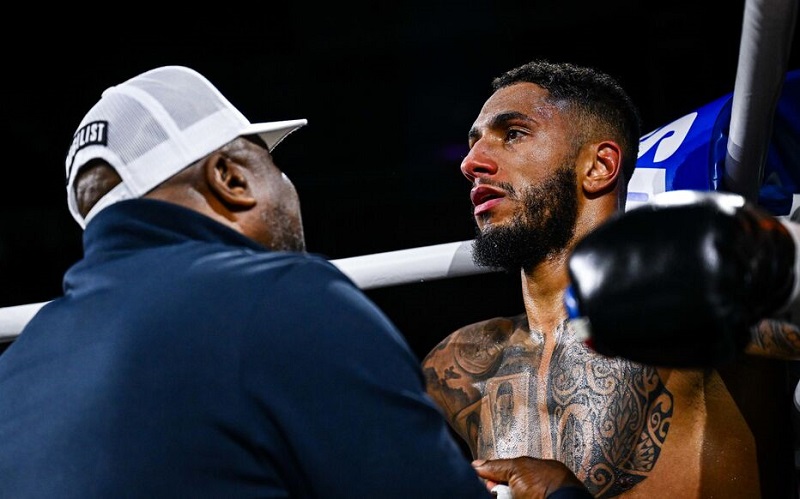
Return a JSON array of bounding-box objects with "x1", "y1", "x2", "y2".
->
[
  {"x1": 0, "y1": 199, "x2": 594, "y2": 499},
  {"x1": 0, "y1": 200, "x2": 495, "y2": 498}
]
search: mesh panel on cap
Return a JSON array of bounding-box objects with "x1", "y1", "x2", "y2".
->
[
  {"x1": 127, "y1": 68, "x2": 227, "y2": 132},
  {"x1": 84, "y1": 93, "x2": 170, "y2": 168}
]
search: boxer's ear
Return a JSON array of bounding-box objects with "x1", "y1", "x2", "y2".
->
[{"x1": 582, "y1": 141, "x2": 621, "y2": 194}]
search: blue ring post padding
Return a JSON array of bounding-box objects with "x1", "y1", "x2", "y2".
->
[
  {"x1": 631, "y1": 68, "x2": 800, "y2": 217},
  {"x1": 759, "y1": 70, "x2": 800, "y2": 216}
]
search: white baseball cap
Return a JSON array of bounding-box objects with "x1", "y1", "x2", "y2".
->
[{"x1": 65, "y1": 65, "x2": 307, "y2": 228}]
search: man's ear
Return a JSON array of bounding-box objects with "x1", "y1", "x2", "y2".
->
[
  {"x1": 582, "y1": 141, "x2": 622, "y2": 194},
  {"x1": 203, "y1": 152, "x2": 256, "y2": 209}
]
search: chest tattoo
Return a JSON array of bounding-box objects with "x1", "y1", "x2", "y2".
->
[{"x1": 451, "y1": 321, "x2": 673, "y2": 498}]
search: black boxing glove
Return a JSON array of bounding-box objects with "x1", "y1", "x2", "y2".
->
[{"x1": 564, "y1": 190, "x2": 800, "y2": 367}]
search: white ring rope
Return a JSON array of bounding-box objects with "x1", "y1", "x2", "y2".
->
[
  {"x1": 332, "y1": 239, "x2": 494, "y2": 290},
  {"x1": 0, "y1": 0, "x2": 796, "y2": 343},
  {"x1": 724, "y1": 0, "x2": 798, "y2": 202},
  {"x1": 0, "y1": 242, "x2": 491, "y2": 341},
  {"x1": 0, "y1": 302, "x2": 49, "y2": 343}
]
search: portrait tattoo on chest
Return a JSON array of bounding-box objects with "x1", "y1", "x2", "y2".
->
[{"x1": 438, "y1": 319, "x2": 673, "y2": 498}]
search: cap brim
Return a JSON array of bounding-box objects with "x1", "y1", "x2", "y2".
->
[{"x1": 242, "y1": 119, "x2": 308, "y2": 151}]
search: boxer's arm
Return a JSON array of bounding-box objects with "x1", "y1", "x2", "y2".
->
[
  {"x1": 746, "y1": 318, "x2": 800, "y2": 359},
  {"x1": 565, "y1": 190, "x2": 799, "y2": 367}
]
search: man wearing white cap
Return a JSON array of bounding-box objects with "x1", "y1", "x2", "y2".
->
[{"x1": 0, "y1": 66, "x2": 592, "y2": 498}]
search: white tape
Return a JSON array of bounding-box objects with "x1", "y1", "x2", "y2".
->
[{"x1": 491, "y1": 484, "x2": 513, "y2": 499}]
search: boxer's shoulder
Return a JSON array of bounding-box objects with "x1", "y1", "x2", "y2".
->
[
  {"x1": 457, "y1": 313, "x2": 527, "y2": 340},
  {"x1": 422, "y1": 314, "x2": 527, "y2": 378}
]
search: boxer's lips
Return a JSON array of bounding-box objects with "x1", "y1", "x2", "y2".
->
[{"x1": 471, "y1": 185, "x2": 506, "y2": 216}]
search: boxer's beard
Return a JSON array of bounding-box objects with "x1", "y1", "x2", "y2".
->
[{"x1": 472, "y1": 164, "x2": 578, "y2": 273}]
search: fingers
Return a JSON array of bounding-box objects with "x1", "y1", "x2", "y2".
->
[
  {"x1": 472, "y1": 459, "x2": 505, "y2": 483},
  {"x1": 472, "y1": 457, "x2": 590, "y2": 498}
]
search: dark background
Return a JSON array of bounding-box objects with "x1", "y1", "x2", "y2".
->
[{"x1": 1, "y1": 2, "x2": 798, "y2": 362}]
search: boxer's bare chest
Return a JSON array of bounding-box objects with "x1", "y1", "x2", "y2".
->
[{"x1": 460, "y1": 320, "x2": 674, "y2": 498}]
